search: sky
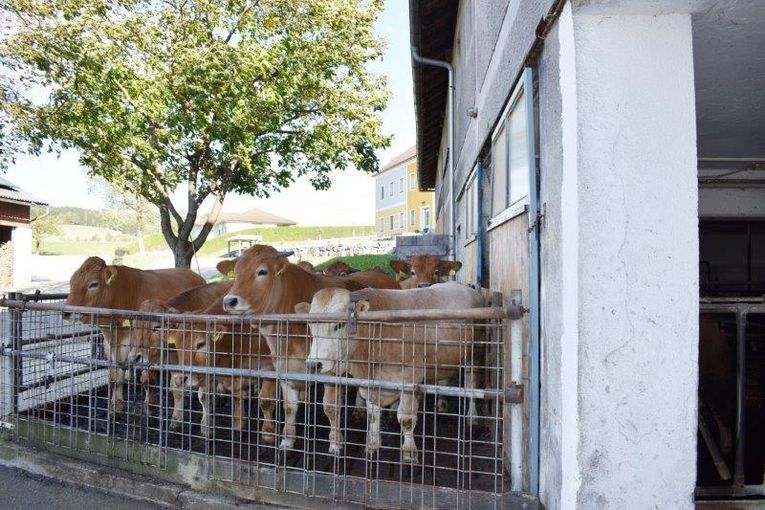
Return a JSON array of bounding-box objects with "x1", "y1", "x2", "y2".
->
[{"x1": 4, "y1": 1, "x2": 416, "y2": 226}]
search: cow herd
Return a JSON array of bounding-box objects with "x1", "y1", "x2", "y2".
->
[{"x1": 64, "y1": 245, "x2": 486, "y2": 460}]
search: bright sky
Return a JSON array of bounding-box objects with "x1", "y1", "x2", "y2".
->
[{"x1": 4, "y1": 1, "x2": 415, "y2": 226}]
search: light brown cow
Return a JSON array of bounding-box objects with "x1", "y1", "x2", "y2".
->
[
  {"x1": 341, "y1": 267, "x2": 400, "y2": 290},
  {"x1": 300, "y1": 282, "x2": 485, "y2": 461},
  {"x1": 297, "y1": 260, "x2": 316, "y2": 272},
  {"x1": 222, "y1": 244, "x2": 367, "y2": 449},
  {"x1": 322, "y1": 260, "x2": 359, "y2": 276},
  {"x1": 155, "y1": 298, "x2": 277, "y2": 441},
  {"x1": 216, "y1": 259, "x2": 237, "y2": 278},
  {"x1": 389, "y1": 255, "x2": 463, "y2": 289},
  {"x1": 127, "y1": 281, "x2": 234, "y2": 427},
  {"x1": 65, "y1": 256, "x2": 205, "y2": 416}
]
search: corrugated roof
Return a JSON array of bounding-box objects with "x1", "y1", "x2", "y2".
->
[
  {"x1": 409, "y1": 0, "x2": 459, "y2": 190},
  {"x1": 196, "y1": 207, "x2": 296, "y2": 226},
  {"x1": 0, "y1": 176, "x2": 49, "y2": 206},
  {"x1": 379, "y1": 145, "x2": 417, "y2": 173}
]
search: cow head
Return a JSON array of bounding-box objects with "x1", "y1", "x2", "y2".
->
[
  {"x1": 297, "y1": 260, "x2": 316, "y2": 272},
  {"x1": 389, "y1": 255, "x2": 463, "y2": 289},
  {"x1": 322, "y1": 260, "x2": 359, "y2": 277},
  {"x1": 300, "y1": 288, "x2": 369, "y2": 375},
  {"x1": 126, "y1": 299, "x2": 173, "y2": 366},
  {"x1": 64, "y1": 256, "x2": 119, "y2": 321},
  {"x1": 222, "y1": 245, "x2": 294, "y2": 313}
]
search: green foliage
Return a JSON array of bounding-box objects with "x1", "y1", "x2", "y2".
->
[
  {"x1": 2, "y1": 0, "x2": 390, "y2": 265},
  {"x1": 316, "y1": 253, "x2": 395, "y2": 277}
]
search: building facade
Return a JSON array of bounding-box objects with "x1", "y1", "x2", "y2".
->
[
  {"x1": 410, "y1": 0, "x2": 764, "y2": 508},
  {"x1": 0, "y1": 177, "x2": 47, "y2": 290},
  {"x1": 374, "y1": 146, "x2": 434, "y2": 238}
]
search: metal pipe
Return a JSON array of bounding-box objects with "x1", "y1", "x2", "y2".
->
[
  {"x1": 510, "y1": 292, "x2": 523, "y2": 490},
  {"x1": 476, "y1": 160, "x2": 484, "y2": 287},
  {"x1": 8, "y1": 291, "x2": 23, "y2": 415},
  {"x1": 1, "y1": 299, "x2": 520, "y2": 323},
  {"x1": 0, "y1": 348, "x2": 509, "y2": 401},
  {"x1": 411, "y1": 46, "x2": 455, "y2": 260},
  {"x1": 734, "y1": 309, "x2": 747, "y2": 486}
]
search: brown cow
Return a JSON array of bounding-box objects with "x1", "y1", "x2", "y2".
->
[
  {"x1": 154, "y1": 298, "x2": 277, "y2": 441},
  {"x1": 389, "y1": 255, "x2": 463, "y2": 289},
  {"x1": 65, "y1": 256, "x2": 205, "y2": 416},
  {"x1": 342, "y1": 267, "x2": 400, "y2": 290},
  {"x1": 222, "y1": 244, "x2": 367, "y2": 449},
  {"x1": 216, "y1": 259, "x2": 237, "y2": 278},
  {"x1": 126, "y1": 281, "x2": 233, "y2": 427},
  {"x1": 322, "y1": 260, "x2": 359, "y2": 276},
  {"x1": 297, "y1": 260, "x2": 316, "y2": 272},
  {"x1": 301, "y1": 282, "x2": 485, "y2": 461}
]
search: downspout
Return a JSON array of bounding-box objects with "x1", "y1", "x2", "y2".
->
[
  {"x1": 411, "y1": 47, "x2": 455, "y2": 260},
  {"x1": 475, "y1": 160, "x2": 484, "y2": 287}
]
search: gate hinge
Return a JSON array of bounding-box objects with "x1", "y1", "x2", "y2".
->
[
  {"x1": 505, "y1": 384, "x2": 524, "y2": 404},
  {"x1": 347, "y1": 293, "x2": 365, "y2": 335}
]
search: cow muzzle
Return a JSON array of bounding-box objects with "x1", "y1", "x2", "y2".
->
[
  {"x1": 305, "y1": 360, "x2": 322, "y2": 372},
  {"x1": 223, "y1": 294, "x2": 249, "y2": 313}
]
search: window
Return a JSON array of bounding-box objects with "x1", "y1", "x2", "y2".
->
[
  {"x1": 399, "y1": 212, "x2": 405, "y2": 228},
  {"x1": 380, "y1": 186, "x2": 385, "y2": 200},
  {"x1": 399, "y1": 178, "x2": 404, "y2": 194},
  {"x1": 410, "y1": 209, "x2": 416, "y2": 226},
  {"x1": 491, "y1": 70, "x2": 532, "y2": 219},
  {"x1": 388, "y1": 181, "x2": 394, "y2": 197},
  {"x1": 421, "y1": 206, "x2": 431, "y2": 230},
  {"x1": 409, "y1": 173, "x2": 416, "y2": 190},
  {"x1": 379, "y1": 218, "x2": 384, "y2": 232},
  {"x1": 389, "y1": 215, "x2": 394, "y2": 230}
]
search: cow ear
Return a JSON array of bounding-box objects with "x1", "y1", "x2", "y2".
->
[
  {"x1": 103, "y1": 266, "x2": 118, "y2": 286},
  {"x1": 355, "y1": 300, "x2": 370, "y2": 313},
  {"x1": 275, "y1": 257, "x2": 289, "y2": 276},
  {"x1": 216, "y1": 259, "x2": 236, "y2": 278},
  {"x1": 121, "y1": 319, "x2": 132, "y2": 328},
  {"x1": 339, "y1": 270, "x2": 349, "y2": 277},
  {"x1": 211, "y1": 325, "x2": 230, "y2": 343},
  {"x1": 440, "y1": 261, "x2": 463, "y2": 277},
  {"x1": 389, "y1": 260, "x2": 411, "y2": 278},
  {"x1": 294, "y1": 302, "x2": 310, "y2": 314}
]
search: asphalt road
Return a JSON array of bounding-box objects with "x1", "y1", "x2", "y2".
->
[{"x1": 0, "y1": 465, "x2": 164, "y2": 510}]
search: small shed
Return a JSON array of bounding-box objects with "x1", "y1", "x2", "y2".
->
[
  {"x1": 195, "y1": 207, "x2": 296, "y2": 238},
  {"x1": 0, "y1": 177, "x2": 48, "y2": 290}
]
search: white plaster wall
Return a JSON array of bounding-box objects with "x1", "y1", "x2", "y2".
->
[
  {"x1": 11, "y1": 226, "x2": 32, "y2": 290},
  {"x1": 572, "y1": 12, "x2": 698, "y2": 509}
]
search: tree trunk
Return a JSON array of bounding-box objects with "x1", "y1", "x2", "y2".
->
[
  {"x1": 171, "y1": 238, "x2": 194, "y2": 268},
  {"x1": 136, "y1": 226, "x2": 145, "y2": 254}
]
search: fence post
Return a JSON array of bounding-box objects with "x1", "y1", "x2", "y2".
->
[{"x1": 8, "y1": 292, "x2": 23, "y2": 415}]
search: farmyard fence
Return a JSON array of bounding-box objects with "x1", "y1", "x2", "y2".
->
[{"x1": 0, "y1": 292, "x2": 536, "y2": 509}]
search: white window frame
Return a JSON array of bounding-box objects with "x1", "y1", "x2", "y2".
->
[
  {"x1": 399, "y1": 211, "x2": 405, "y2": 228},
  {"x1": 488, "y1": 68, "x2": 534, "y2": 231},
  {"x1": 399, "y1": 177, "x2": 404, "y2": 194},
  {"x1": 409, "y1": 208, "x2": 416, "y2": 226},
  {"x1": 380, "y1": 186, "x2": 385, "y2": 200},
  {"x1": 421, "y1": 206, "x2": 431, "y2": 230},
  {"x1": 379, "y1": 217, "x2": 384, "y2": 232},
  {"x1": 389, "y1": 215, "x2": 394, "y2": 230},
  {"x1": 409, "y1": 173, "x2": 416, "y2": 190},
  {"x1": 464, "y1": 170, "x2": 478, "y2": 242}
]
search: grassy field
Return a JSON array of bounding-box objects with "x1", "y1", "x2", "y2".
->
[
  {"x1": 39, "y1": 225, "x2": 377, "y2": 257},
  {"x1": 316, "y1": 253, "x2": 396, "y2": 277}
]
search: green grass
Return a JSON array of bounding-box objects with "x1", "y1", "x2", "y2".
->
[
  {"x1": 124, "y1": 225, "x2": 377, "y2": 256},
  {"x1": 38, "y1": 240, "x2": 125, "y2": 257},
  {"x1": 316, "y1": 253, "x2": 396, "y2": 277}
]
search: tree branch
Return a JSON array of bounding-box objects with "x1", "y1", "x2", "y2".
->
[
  {"x1": 192, "y1": 192, "x2": 224, "y2": 251},
  {"x1": 224, "y1": 1, "x2": 259, "y2": 44}
]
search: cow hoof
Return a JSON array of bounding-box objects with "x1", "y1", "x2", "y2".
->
[
  {"x1": 365, "y1": 438, "x2": 380, "y2": 458},
  {"x1": 437, "y1": 397, "x2": 449, "y2": 413},
  {"x1": 200, "y1": 420, "x2": 212, "y2": 438},
  {"x1": 169, "y1": 419, "x2": 182, "y2": 432},
  {"x1": 402, "y1": 447, "x2": 419, "y2": 464},
  {"x1": 261, "y1": 431, "x2": 276, "y2": 445},
  {"x1": 279, "y1": 437, "x2": 295, "y2": 450},
  {"x1": 328, "y1": 442, "x2": 343, "y2": 455}
]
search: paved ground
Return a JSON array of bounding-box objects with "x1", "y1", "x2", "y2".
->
[{"x1": 0, "y1": 464, "x2": 163, "y2": 509}]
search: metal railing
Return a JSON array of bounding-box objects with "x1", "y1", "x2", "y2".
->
[
  {"x1": 696, "y1": 298, "x2": 765, "y2": 499},
  {"x1": 0, "y1": 293, "x2": 533, "y2": 509}
]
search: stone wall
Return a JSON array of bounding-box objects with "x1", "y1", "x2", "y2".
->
[{"x1": 0, "y1": 241, "x2": 13, "y2": 289}]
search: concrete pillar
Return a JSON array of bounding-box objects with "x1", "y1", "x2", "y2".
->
[
  {"x1": 12, "y1": 226, "x2": 32, "y2": 290},
  {"x1": 540, "y1": 3, "x2": 699, "y2": 509}
]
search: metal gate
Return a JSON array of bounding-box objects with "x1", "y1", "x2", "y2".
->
[{"x1": 0, "y1": 291, "x2": 536, "y2": 509}]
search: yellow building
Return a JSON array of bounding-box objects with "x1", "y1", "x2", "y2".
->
[{"x1": 375, "y1": 146, "x2": 434, "y2": 238}]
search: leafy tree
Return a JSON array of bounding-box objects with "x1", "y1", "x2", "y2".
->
[
  {"x1": 96, "y1": 179, "x2": 159, "y2": 253},
  {"x1": 1, "y1": 0, "x2": 390, "y2": 266},
  {"x1": 30, "y1": 206, "x2": 63, "y2": 253}
]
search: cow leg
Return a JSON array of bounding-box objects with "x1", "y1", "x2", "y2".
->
[
  {"x1": 232, "y1": 382, "x2": 244, "y2": 432},
  {"x1": 279, "y1": 382, "x2": 300, "y2": 450},
  {"x1": 198, "y1": 384, "x2": 213, "y2": 438},
  {"x1": 436, "y1": 377, "x2": 450, "y2": 413},
  {"x1": 169, "y1": 372, "x2": 185, "y2": 431},
  {"x1": 323, "y1": 384, "x2": 343, "y2": 455},
  {"x1": 466, "y1": 367, "x2": 481, "y2": 425},
  {"x1": 352, "y1": 390, "x2": 366, "y2": 422},
  {"x1": 398, "y1": 392, "x2": 419, "y2": 464},
  {"x1": 109, "y1": 367, "x2": 125, "y2": 417},
  {"x1": 140, "y1": 369, "x2": 156, "y2": 416},
  {"x1": 365, "y1": 399, "x2": 382, "y2": 458},
  {"x1": 258, "y1": 379, "x2": 277, "y2": 444}
]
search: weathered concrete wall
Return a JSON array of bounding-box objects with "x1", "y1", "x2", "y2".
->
[
  {"x1": 11, "y1": 226, "x2": 32, "y2": 290},
  {"x1": 571, "y1": 10, "x2": 699, "y2": 509}
]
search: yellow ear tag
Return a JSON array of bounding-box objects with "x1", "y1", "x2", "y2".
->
[
  {"x1": 212, "y1": 331, "x2": 224, "y2": 343},
  {"x1": 449, "y1": 269, "x2": 456, "y2": 276},
  {"x1": 275, "y1": 265, "x2": 286, "y2": 277},
  {"x1": 121, "y1": 319, "x2": 131, "y2": 328},
  {"x1": 167, "y1": 334, "x2": 176, "y2": 347},
  {"x1": 398, "y1": 271, "x2": 406, "y2": 278},
  {"x1": 105, "y1": 274, "x2": 114, "y2": 286}
]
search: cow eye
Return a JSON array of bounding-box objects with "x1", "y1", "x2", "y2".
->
[
  {"x1": 88, "y1": 281, "x2": 99, "y2": 289},
  {"x1": 434, "y1": 270, "x2": 440, "y2": 276},
  {"x1": 152, "y1": 325, "x2": 161, "y2": 332},
  {"x1": 257, "y1": 269, "x2": 267, "y2": 277},
  {"x1": 194, "y1": 340, "x2": 206, "y2": 350}
]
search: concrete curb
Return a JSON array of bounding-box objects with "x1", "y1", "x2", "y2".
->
[{"x1": 0, "y1": 441, "x2": 280, "y2": 509}]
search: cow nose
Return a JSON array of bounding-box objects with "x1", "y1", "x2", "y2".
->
[
  {"x1": 223, "y1": 295, "x2": 238, "y2": 309},
  {"x1": 131, "y1": 353, "x2": 143, "y2": 364},
  {"x1": 306, "y1": 360, "x2": 322, "y2": 372}
]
